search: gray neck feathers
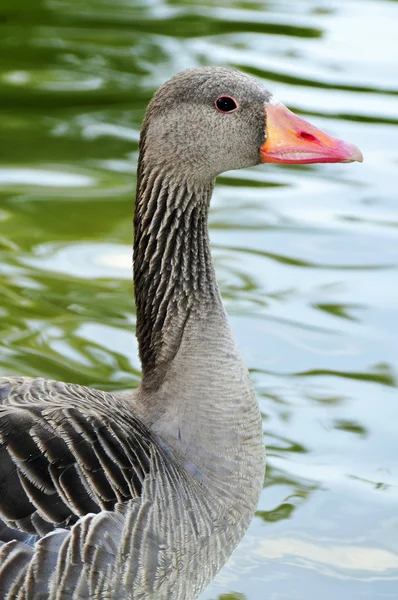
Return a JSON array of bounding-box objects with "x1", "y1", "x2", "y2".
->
[{"x1": 134, "y1": 156, "x2": 220, "y2": 387}]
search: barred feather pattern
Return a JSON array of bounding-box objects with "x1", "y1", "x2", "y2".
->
[
  {"x1": 0, "y1": 377, "x2": 241, "y2": 599},
  {"x1": 134, "y1": 166, "x2": 217, "y2": 384}
]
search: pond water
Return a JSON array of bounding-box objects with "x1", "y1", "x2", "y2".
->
[{"x1": 0, "y1": 0, "x2": 397, "y2": 598}]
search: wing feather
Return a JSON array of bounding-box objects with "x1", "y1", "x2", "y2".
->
[
  {"x1": 0, "y1": 377, "x2": 198, "y2": 599},
  {"x1": 0, "y1": 378, "x2": 152, "y2": 539}
]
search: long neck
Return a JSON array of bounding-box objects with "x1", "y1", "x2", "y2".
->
[
  {"x1": 133, "y1": 155, "x2": 264, "y2": 509},
  {"x1": 134, "y1": 159, "x2": 220, "y2": 388}
]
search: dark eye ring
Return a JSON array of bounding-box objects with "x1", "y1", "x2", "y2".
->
[{"x1": 215, "y1": 95, "x2": 238, "y2": 114}]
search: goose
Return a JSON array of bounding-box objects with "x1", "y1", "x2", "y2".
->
[{"x1": 0, "y1": 67, "x2": 362, "y2": 600}]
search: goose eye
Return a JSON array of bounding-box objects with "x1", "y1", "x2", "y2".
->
[{"x1": 215, "y1": 96, "x2": 238, "y2": 113}]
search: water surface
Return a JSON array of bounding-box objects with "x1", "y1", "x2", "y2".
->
[{"x1": 0, "y1": 0, "x2": 397, "y2": 598}]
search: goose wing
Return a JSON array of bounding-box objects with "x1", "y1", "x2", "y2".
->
[
  {"x1": 0, "y1": 378, "x2": 210, "y2": 599},
  {"x1": 0, "y1": 377, "x2": 190, "y2": 599},
  {"x1": 0, "y1": 377, "x2": 152, "y2": 538}
]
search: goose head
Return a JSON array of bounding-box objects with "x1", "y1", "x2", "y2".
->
[{"x1": 139, "y1": 66, "x2": 363, "y2": 184}]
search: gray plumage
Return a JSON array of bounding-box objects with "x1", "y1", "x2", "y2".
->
[{"x1": 0, "y1": 67, "x2": 267, "y2": 599}]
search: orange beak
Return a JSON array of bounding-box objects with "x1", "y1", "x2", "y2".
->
[{"x1": 260, "y1": 102, "x2": 363, "y2": 165}]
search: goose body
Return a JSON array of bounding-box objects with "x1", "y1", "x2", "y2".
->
[{"x1": 0, "y1": 67, "x2": 362, "y2": 599}]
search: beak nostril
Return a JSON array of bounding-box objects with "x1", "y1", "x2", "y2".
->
[{"x1": 299, "y1": 131, "x2": 317, "y2": 142}]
